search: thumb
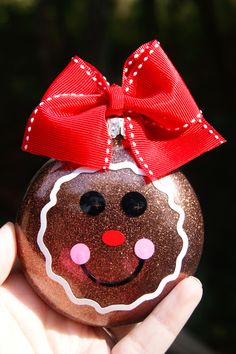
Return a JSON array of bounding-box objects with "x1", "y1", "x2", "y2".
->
[{"x1": 0, "y1": 222, "x2": 17, "y2": 285}]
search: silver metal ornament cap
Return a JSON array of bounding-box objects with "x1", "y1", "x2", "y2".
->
[{"x1": 107, "y1": 117, "x2": 125, "y2": 138}]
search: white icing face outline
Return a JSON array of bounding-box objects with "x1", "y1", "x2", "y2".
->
[{"x1": 37, "y1": 161, "x2": 189, "y2": 314}]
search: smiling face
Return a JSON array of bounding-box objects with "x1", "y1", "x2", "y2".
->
[{"x1": 17, "y1": 146, "x2": 204, "y2": 326}]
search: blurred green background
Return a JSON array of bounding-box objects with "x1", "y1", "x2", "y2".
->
[{"x1": 0, "y1": 0, "x2": 235, "y2": 353}]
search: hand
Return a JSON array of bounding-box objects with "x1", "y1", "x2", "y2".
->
[{"x1": 0, "y1": 222, "x2": 202, "y2": 354}]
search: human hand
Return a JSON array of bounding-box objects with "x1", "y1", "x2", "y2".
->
[{"x1": 0, "y1": 222, "x2": 202, "y2": 354}]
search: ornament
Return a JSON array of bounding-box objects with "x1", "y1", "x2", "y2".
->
[{"x1": 17, "y1": 40, "x2": 225, "y2": 327}]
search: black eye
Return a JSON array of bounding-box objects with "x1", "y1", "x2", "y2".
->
[
  {"x1": 80, "y1": 191, "x2": 106, "y2": 216},
  {"x1": 121, "y1": 191, "x2": 147, "y2": 217}
]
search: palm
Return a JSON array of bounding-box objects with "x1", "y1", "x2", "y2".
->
[{"x1": 0, "y1": 270, "x2": 110, "y2": 354}]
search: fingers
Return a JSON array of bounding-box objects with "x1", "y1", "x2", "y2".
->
[
  {"x1": 0, "y1": 222, "x2": 17, "y2": 286},
  {"x1": 112, "y1": 276, "x2": 203, "y2": 354},
  {"x1": 109, "y1": 324, "x2": 137, "y2": 343}
]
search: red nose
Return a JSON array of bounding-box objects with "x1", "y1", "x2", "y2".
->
[{"x1": 102, "y1": 230, "x2": 126, "y2": 246}]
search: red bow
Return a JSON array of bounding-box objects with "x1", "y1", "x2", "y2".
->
[{"x1": 22, "y1": 40, "x2": 225, "y2": 179}]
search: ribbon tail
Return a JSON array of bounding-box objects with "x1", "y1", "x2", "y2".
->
[{"x1": 125, "y1": 115, "x2": 225, "y2": 180}]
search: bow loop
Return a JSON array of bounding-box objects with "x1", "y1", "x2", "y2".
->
[
  {"x1": 106, "y1": 84, "x2": 125, "y2": 117},
  {"x1": 22, "y1": 40, "x2": 225, "y2": 179}
]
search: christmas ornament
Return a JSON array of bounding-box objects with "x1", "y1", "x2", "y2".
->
[{"x1": 17, "y1": 40, "x2": 225, "y2": 327}]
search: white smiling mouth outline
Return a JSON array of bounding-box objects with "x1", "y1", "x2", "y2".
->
[{"x1": 37, "y1": 161, "x2": 189, "y2": 315}]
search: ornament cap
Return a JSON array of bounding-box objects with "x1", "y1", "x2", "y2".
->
[{"x1": 107, "y1": 117, "x2": 125, "y2": 138}]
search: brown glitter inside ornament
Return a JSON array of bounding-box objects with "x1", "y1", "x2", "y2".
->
[{"x1": 16, "y1": 141, "x2": 204, "y2": 327}]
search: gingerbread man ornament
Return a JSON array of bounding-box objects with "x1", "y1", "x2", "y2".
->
[{"x1": 17, "y1": 40, "x2": 225, "y2": 327}]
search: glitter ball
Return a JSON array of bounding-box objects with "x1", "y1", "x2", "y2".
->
[{"x1": 16, "y1": 144, "x2": 204, "y2": 327}]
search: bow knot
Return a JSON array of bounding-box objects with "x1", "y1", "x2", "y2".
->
[
  {"x1": 106, "y1": 84, "x2": 125, "y2": 117},
  {"x1": 22, "y1": 40, "x2": 224, "y2": 179}
]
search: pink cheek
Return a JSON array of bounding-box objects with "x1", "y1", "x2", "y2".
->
[
  {"x1": 134, "y1": 238, "x2": 155, "y2": 260},
  {"x1": 70, "y1": 243, "x2": 91, "y2": 265}
]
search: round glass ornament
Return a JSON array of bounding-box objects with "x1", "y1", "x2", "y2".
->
[{"x1": 16, "y1": 142, "x2": 204, "y2": 327}]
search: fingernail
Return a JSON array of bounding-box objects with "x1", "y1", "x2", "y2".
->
[{"x1": 189, "y1": 276, "x2": 202, "y2": 288}]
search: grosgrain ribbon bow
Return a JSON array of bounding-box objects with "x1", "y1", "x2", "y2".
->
[{"x1": 22, "y1": 40, "x2": 225, "y2": 179}]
